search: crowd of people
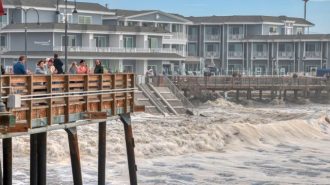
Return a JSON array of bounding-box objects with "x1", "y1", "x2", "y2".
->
[{"x1": 0, "y1": 54, "x2": 105, "y2": 75}]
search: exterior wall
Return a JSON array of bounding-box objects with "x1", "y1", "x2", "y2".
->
[
  {"x1": 103, "y1": 19, "x2": 118, "y2": 26},
  {"x1": 54, "y1": 33, "x2": 82, "y2": 47},
  {"x1": 26, "y1": 10, "x2": 56, "y2": 23},
  {"x1": 9, "y1": 32, "x2": 53, "y2": 51}
]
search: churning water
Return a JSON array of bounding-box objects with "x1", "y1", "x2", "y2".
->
[{"x1": 5, "y1": 98, "x2": 330, "y2": 184}]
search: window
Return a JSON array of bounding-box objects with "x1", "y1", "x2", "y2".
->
[
  {"x1": 231, "y1": 27, "x2": 240, "y2": 35},
  {"x1": 297, "y1": 28, "x2": 303, "y2": 35},
  {"x1": 78, "y1": 16, "x2": 92, "y2": 24},
  {"x1": 0, "y1": 14, "x2": 8, "y2": 27},
  {"x1": 124, "y1": 37, "x2": 134, "y2": 48},
  {"x1": 212, "y1": 27, "x2": 218, "y2": 35},
  {"x1": 61, "y1": 35, "x2": 76, "y2": 47},
  {"x1": 0, "y1": 35, "x2": 6, "y2": 47},
  {"x1": 269, "y1": 26, "x2": 277, "y2": 33},
  {"x1": 188, "y1": 43, "x2": 197, "y2": 56},
  {"x1": 207, "y1": 44, "x2": 214, "y2": 52},
  {"x1": 148, "y1": 37, "x2": 159, "y2": 49},
  {"x1": 256, "y1": 44, "x2": 263, "y2": 52},
  {"x1": 123, "y1": 65, "x2": 134, "y2": 73},
  {"x1": 306, "y1": 42, "x2": 320, "y2": 52},
  {"x1": 94, "y1": 36, "x2": 107, "y2": 47},
  {"x1": 58, "y1": 13, "x2": 73, "y2": 23}
]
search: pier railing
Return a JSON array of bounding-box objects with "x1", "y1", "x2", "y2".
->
[
  {"x1": 170, "y1": 76, "x2": 328, "y2": 91},
  {"x1": 0, "y1": 73, "x2": 136, "y2": 133}
]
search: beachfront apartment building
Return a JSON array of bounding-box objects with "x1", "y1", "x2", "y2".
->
[
  {"x1": 186, "y1": 16, "x2": 330, "y2": 75},
  {"x1": 0, "y1": 0, "x2": 330, "y2": 76}
]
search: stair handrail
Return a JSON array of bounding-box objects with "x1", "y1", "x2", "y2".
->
[
  {"x1": 163, "y1": 76, "x2": 195, "y2": 111},
  {"x1": 137, "y1": 84, "x2": 168, "y2": 115}
]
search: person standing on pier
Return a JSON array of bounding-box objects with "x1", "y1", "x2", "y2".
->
[
  {"x1": 1, "y1": 64, "x2": 4, "y2": 75},
  {"x1": 13, "y1": 56, "x2": 27, "y2": 75},
  {"x1": 77, "y1": 60, "x2": 89, "y2": 74},
  {"x1": 94, "y1": 60, "x2": 104, "y2": 74},
  {"x1": 53, "y1": 53, "x2": 64, "y2": 74},
  {"x1": 35, "y1": 60, "x2": 47, "y2": 74}
]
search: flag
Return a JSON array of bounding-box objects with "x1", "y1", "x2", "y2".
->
[{"x1": 0, "y1": 0, "x2": 5, "y2": 16}]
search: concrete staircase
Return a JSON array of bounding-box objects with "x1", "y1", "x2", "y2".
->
[{"x1": 152, "y1": 86, "x2": 186, "y2": 114}]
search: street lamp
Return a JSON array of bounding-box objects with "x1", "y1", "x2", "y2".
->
[
  {"x1": 11, "y1": 8, "x2": 40, "y2": 67},
  {"x1": 303, "y1": 0, "x2": 309, "y2": 20},
  {"x1": 56, "y1": 0, "x2": 78, "y2": 73}
]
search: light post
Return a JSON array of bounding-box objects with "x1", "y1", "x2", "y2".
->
[
  {"x1": 56, "y1": 0, "x2": 78, "y2": 73},
  {"x1": 303, "y1": 0, "x2": 309, "y2": 20},
  {"x1": 11, "y1": 8, "x2": 40, "y2": 67}
]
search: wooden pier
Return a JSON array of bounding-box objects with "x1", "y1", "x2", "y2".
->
[
  {"x1": 167, "y1": 76, "x2": 330, "y2": 100},
  {"x1": 0, "y1": 73, "x2": 141, "y2": 185}
]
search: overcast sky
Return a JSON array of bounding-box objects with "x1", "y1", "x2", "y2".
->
[{"x1": 79, "y1": 0, "x2": 330, "y2": 33}]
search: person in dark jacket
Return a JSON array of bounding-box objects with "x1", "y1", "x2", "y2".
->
[
  {"x1": 1, "y1": 64, "x2": 5, "y2": 75},
  {"x1": 13, "y1": 56, "x2": 27, "y2": 75},
  {"x1": 53, "y1": 53, "x2": 64, "y2": 74},
  {"x1": 94, "y1": 60, "x2": 104, "y2": 74}
]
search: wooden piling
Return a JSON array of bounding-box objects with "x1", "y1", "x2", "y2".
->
[
  {"x1": 120, "y1": 114, "x2": 138, "y2": 185},
  {"x1": 30, "y1": 134, "x2": 38, "y2": 185},
  {"x1": 37, "y1": 132, "x2": 47, "y2": 185},
  {"x1": 3, "y1": 138, "x2": 12, "y2": 185},
  {"x1": 98, "y1": 122, "x2": 107, "y2": 185},
  {"x1": 65, "y1": 127, "x2": 83, "y2": 185}
]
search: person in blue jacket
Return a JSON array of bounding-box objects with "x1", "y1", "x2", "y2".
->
[{"x1": 13, "y1": 56, "x2": 27, "y2": 75}]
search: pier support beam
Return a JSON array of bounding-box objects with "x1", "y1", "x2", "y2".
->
[
  {"x1": 294, "y1": 90, "x2": 298, "y2": 99},
  {"x1": 65, "y1": 127, "x2": 83, "y2": 185},
  {"x1": 120, "y1": 114, "x2": 138, "y2": 185},
  {"x1": 37, "y1": 132, "x2": 47, "y2": 185},
  {"x1": 247, "y1": 90, "x2": 252, "y2": 100},
  {"x1": 3, "y1": 138, "x2": 12, "y2": 185},
  {"x1": 30, "y1": 134, "x2": 38, "y2": 185},
  {"x1": 98, "y1": 122, "x2": 107, "y2": 185}
]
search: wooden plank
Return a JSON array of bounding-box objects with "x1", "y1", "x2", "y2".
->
[
  {"x1": 27, "y1": 76, "x2": 33, "y2": 128},
  {"x1": 47, "y1": 75, "x2": 53, "y2": 125},
  {"x1": 65, "y1": 75, "x2": 70, "y2": 123},
  {"x1": 82, "y1": 112, "x2": 107, "y2": 120},
  {"x1": 112, "y1": 74, "x2": 117, "y2": 115}
]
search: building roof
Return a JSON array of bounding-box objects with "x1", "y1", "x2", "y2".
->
[
  {"x1": 1, "y1": 51, "x2": 185, "y2": 60},
  {"x1": 244, "y1": 34, "x2": 330, "y2": 41},
  {"x1": 3, "y1": 0, "x2": 111, "y2": 13},
  {"x1": 185, "y1": 15, "x2": 313, "y2": 26},
  {"x1": 1, "y1": 23, "x2": 170, "y2": 34},
  {"x1": 111, "y1": 9, "x2": 154, "y2": 17}
]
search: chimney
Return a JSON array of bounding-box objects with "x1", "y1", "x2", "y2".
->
[{"x1": 105, "y1": 3, "x2": 108, "y2": 9}]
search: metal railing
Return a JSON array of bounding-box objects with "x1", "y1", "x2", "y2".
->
[
  {"x1": 205, "y1": 34, "x2": 221, "y2": 41},
  {"x1": 205, "y1": 51, "x2": 220, "y2": 58},
  {"x1": 305, "y1": 51, "x2": 322, "y2": 58},
  {"x1": 278, "y1": 51, "x2": 294, "y2": 59},
  {"x1": 163, "y1": 76, "x2": 195, "y2": 111},
  {"x1": 163, "y1": 32, "x2": 187, "y2": 40},
  {"x1": 228, "y1": 51, "x2": 244, "y2": 58},
  {"x1": 253, "y1": 52, "x2": 268, "y2": 58},
  {"x1": 228, "y1": 34, "x2": 244, "y2": 40}
]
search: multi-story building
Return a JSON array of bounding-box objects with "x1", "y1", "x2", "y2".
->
[
  {"x1": 1, "y1": 0, "x2": 329, "y2": 76},
  {"x1": 185, "y1": 15, "x2": 330, "y2": 75}
]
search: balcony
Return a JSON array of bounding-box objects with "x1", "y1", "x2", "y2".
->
[
  {"x1": 205, "y1": 34, "x2": 221, "y2": 42},
  {"x1": 53, "y1": 46, "x2": 185, "y2": 56},
  {"x1": 0, "y1": 47, "x2": 8, "y2": 53},
  {"x1": 278, "y1": 51, "x2": 294, "y2": 59},
  {"x1": 188, "y1": 35, "x2": 198, "y2": 41},
  {"x1": 205, "y1": 51, "x2": 220, "y2": 58},
  {"x1": 228, "y1": 34, "x2": 244, "y2": 41},
  {"x1": 253, "y1": 52, "x2": 268, "y2": 59},
  {"x1": 305, "y1": 51, "x2": 322, "y2": 59},
  {"x1": 228, "y1": 51, "x2": 244, "y2": 58},
  {"x1": 163, "y1": 32, "x2": 187, "y2": 44}
]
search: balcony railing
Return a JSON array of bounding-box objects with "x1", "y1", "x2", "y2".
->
[
  {"x1": 278, "y1": 51, "x2": 294, "y2": 59},
  {"x1": 0, "y1": 47, "x2": 8, "y2": 53},
  {"x1": 228, "y1": 51, "x2": 244, "y2": 58},
  {"x1": 253, "y1": 52, "x2": 268, "y2": 59},
  {"x1": 305, "y1": 51, "x2": 322, "y2": 58},
  {"x1": 53, "y1": 46, "x2": 185, "y2": 56},
  {"x1": 205, "y1": 51, "x2": 220, "y2": 58},
  {"x1": 188, "y1": 35, "x2": 198, "y2": 41},
  {"x1": 163, "y1": 32, "x2": 187, "y2": 40},
  {"x1": 228, "y1": 34, "x2": 244, "y2": 40},
  {"x1": 205, "y1": 34, "x2": 221, "y2": 41}
]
